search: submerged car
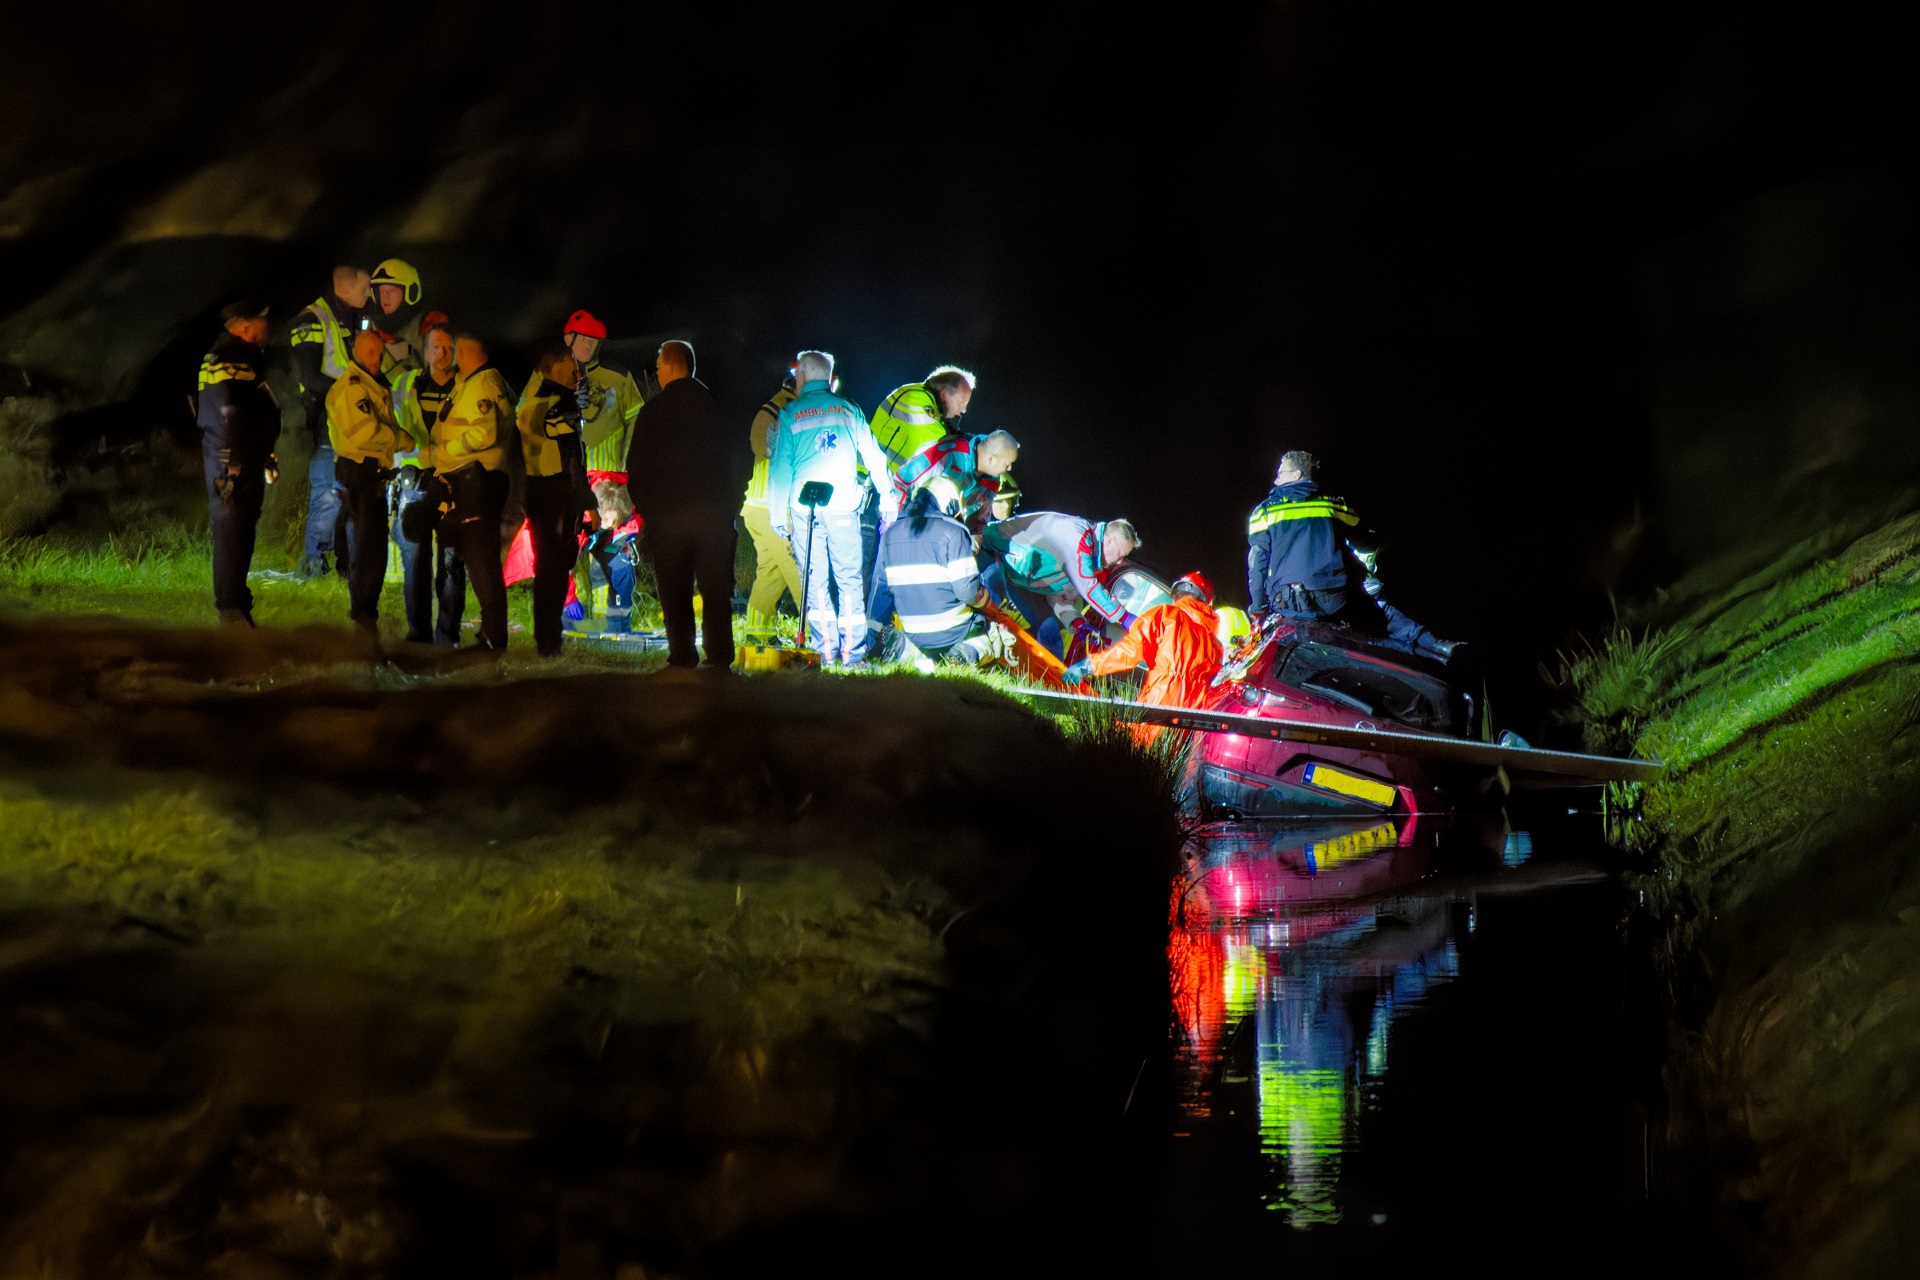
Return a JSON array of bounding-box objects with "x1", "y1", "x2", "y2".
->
[{"x1": 1196, "y1": 618, "x2": 1481, "y2": 818}]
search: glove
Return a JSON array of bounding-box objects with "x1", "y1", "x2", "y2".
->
[
  {"x1": 574, "y1": 376, "x2": 593, "y2": 415},
  {"x1": 1062, "y1": 660, "x2": 1092, "y2": 687},
  {"x1": 1117, "y1": 611, "x2": 1139, "y2": 632},
  {"x1": 213, "y1": 471, "x2": 236, "y2": 507}
]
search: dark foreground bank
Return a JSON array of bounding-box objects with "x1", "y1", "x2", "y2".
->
[{"x1": 0, "y1": 618, "x2": 1181, "y2": 1278}]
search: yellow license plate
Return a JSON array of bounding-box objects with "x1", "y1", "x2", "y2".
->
[{"x1": 1301, "y1": 763, "x2": 1397, "y2": 809}]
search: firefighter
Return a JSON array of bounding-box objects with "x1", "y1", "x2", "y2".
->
[
  {"x1": 516, "y1": 347, "x2": 591, "y2": 657},
  {"x1": 561, "y1": 310, "x2": 646, "y2": 485},
  {"x1": 428, "y1": 333, "x2": 515, "y2": 651},
  {"x1": 870, "y1": 366, "x2": 976, "y2": 473},
  {"x1": 290, "y1": 265, "x2": 370, "y2": 580},
  {"x1": 1065, "y1": 571, "x2": 1225, "y2": 745},
  {"x1": 195, "y1": 301, "x2": 280, "y2": 626},
  {"x1": 1246, "y1": 450, "x2": 1458, "y2": 662},
  {"x1": 979, "y1": 511, "x2": 1140, "y2": 658},
  {"x1": 327, "y1": 330, "x2": 409, "y2": 632},
  {"x1": 766, "y1": 350, "x2": 900, "y2": 665},
  {"x1": 391, "y1": 322, "x2": 459, "y2": 643},
  {"x1": 895, "y1": 428, "x2": 1020, "y2": 536},
  {"x1": 368, "y1": 258, "x2": 432, "y2": 378},
  {"x1": 740, "y1": 365, "x2": 804, "y2": 642},
  {"x1": 989, "y1": 472, "x2": 1022, "y2": 522},
  {"x1": 867, "y1": 481, "x2": 989, "y2": 667}
]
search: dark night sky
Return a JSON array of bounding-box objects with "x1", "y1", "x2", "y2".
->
[{"x1": 4, "y1": 1, "x2": 1915, "y2": 725}]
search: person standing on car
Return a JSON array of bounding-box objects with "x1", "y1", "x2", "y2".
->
[
  {"x1": 1246, "y1": 450, "x2": 1458, "y2": 662},
  {"x1": 195, "y1": 300, "x2": 280, "y2": 626},
  {"x1": 1065, "y1": 572, "x2": 1224, "y2": 745}
]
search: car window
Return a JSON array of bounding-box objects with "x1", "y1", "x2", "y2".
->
[{"x1": 1108, "y1": 567, "x2": 1173, "y2": 616}]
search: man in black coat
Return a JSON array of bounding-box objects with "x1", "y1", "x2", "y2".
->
[
  {"x1": 626, "y1": 340, "x2": 748, "y2": 669},
  {"x1": 196, "y1": 301, "x2": 281, "y2": 625}
]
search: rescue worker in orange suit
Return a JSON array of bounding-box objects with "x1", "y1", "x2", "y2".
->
[
  {"x1": 516, "y1": 347, "x2": 591, "y2": 656},
  {"x1": 195, "y1": 300, "x2": 279, "y2": 626},
  {"x1": 1063, "y1": 572, "x2": 1224, "y2": 745},
  {"x1": 327, "y1": 330, "x2": 410, "y2": 632},
  {"x1": 1247, "y1": 450, "x2": 1458, "y2": 663},
  {"x1": 427, "y1": 334, "x2": 515, "y2": 651}
]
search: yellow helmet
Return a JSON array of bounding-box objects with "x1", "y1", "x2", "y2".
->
[
  {"x1": 370, "y1": 258, "x2": 422, "y2": 307},
  {"x1": 924, "y1": 475, "x2": 964, "y2": 518}
]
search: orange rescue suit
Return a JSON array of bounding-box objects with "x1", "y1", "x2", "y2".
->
[{"x1": 1086, "y1": 595, "x2": 1224, "y2": 743}]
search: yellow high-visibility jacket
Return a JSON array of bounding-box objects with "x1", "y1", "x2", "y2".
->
[
  {"x1": 577, "y1": 359, "x2": 645, "y2": 473},
  {"x1": 516, "y1": 372, "x2": 582, "y2": 479},
  {"x1": 431, "y1": 365, "x2": 514, "y2": 474},
  {"x1": 325, "y1": 368, "x2": 407, "y2": 466},
  {"x1": 741, "y1": 383, "x2": 798, "y2": 511},
  {"x1": 870, "y1": 383, "x2": 948, "y2": 474}
]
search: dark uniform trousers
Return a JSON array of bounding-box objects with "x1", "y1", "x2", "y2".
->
[
  {"x1": 335, "y1": 456, "x2": 391, "y2": 623},
  {"x1": 205, "y1": 446, "x2": 267, "y2": 615},
  {"x1": 437, "y1": 467, "x2": 510, "y2": 650},
  {"x1": 524, "y1": 473, "x2": 584, "y2": 656},
  {"x1": 648, "y1": 507, "x2": 737, "y2": 668}
]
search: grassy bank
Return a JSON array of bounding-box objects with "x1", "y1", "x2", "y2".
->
[
  {"x1": 0, "y1": 571, "x2": 1184, "y2": 1276},
  {"x1": 1566, "y1": 506, "x2": 1920, "y2": 1274}
]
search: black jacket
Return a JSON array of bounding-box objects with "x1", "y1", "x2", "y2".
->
[
  {"x1": 625, "y1": 377, "x2": 748, "y2": 520},
  {"x1": 196, "y1": 331, "x2": 279, "y2": 466},
  {"x1": 1245, "y1": 479, "x2": 1378, "y2": 610}
]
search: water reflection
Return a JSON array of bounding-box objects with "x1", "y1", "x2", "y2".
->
[{"x1": 1172, "y1": 817, "x2": 1520, "y2": 1226}]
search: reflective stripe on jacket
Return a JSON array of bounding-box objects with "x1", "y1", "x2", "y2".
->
[
  {"x1": 897, "y1": 432, "x2": 1000, "y2": 533},
  {"x1": 516, "y1": 372, "x2": 582, "y2": 479},
  {"x1": 980, "y1": 511, "x2": 1128, "y2": 623},
  {"x1": 1246, "y1": 480, "x2": 1364, "y2": 608},
  {"x1": 578, "y1": 359, "x2": 645, "y2": 472},
  {"x1": 289, "y1": 293, "x2": 355, "y2": 391},
  {"x1": 391, "y1": 367, "x2": 455, "y2": 467},
  {"x1": 766, "y1": 379, "x2": 895, "y2": 520},
  {"x1": 325, "y1": 369, "x2": 405, "y2": 466},
  {"x1": 870, "y1": 383, "x2": 948, "y2": 473},
  {"x1": 867, "y1": 509, "x2": 980, "y2": 649},
  {"x1": 743, "y1": 384, "x2": 798, "y2": 509},
  {"x1": 196, "y1": 331, "x2": 278, "y2": 464},
  {"x1": 431, "y1": 366, "x2": 514, "y2": 473}
]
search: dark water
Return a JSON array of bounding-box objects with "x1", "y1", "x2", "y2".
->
[{"x1": 1154, "y1": 807, "x2": 1728, "y2": 1275}]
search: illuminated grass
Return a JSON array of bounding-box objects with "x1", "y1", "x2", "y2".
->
[{"x1": 0, "y1": 779, "x2": 940, "y2": 1043}]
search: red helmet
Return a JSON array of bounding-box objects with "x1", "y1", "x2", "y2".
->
[
  {"x1": 563, "y1": 309, "x2": 607, "y2": 339},
  {"x1": 1173, "y1": 572, "x2": 1215, "y2": 604}
]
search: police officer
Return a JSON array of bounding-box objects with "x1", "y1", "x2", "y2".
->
[
  {"x1": 327, "y1": 330, "x2": 409, "y2": 633},
  {"x1": 289, "y1": 265, "x2": 370, "y2": 580},
  {"x1": 867, "y1": 482, "x2": 989, "y2": 667},
  {"x1": 391, "y1": 322, "x2": 459, "y2": 643},
  {"x1": 429, "y1": 334, "x2": 515, "y2": 651},
  {"x1": 766, "y1": 350, "x2": 900, "y2": 665},
  {"x1": 1246, "y1": 450, "x2": 1458, "y2": 662},
  {"x1": 195, "y1": 301, "x2": 280, "y2": 626},
  {"x1": 516, "y1": 347, "x2": 591, "y2": 657}
]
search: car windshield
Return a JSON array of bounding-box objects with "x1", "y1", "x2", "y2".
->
[{"x1": 1108, "y1": 567, "x2": 1173, "y2": 616}]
